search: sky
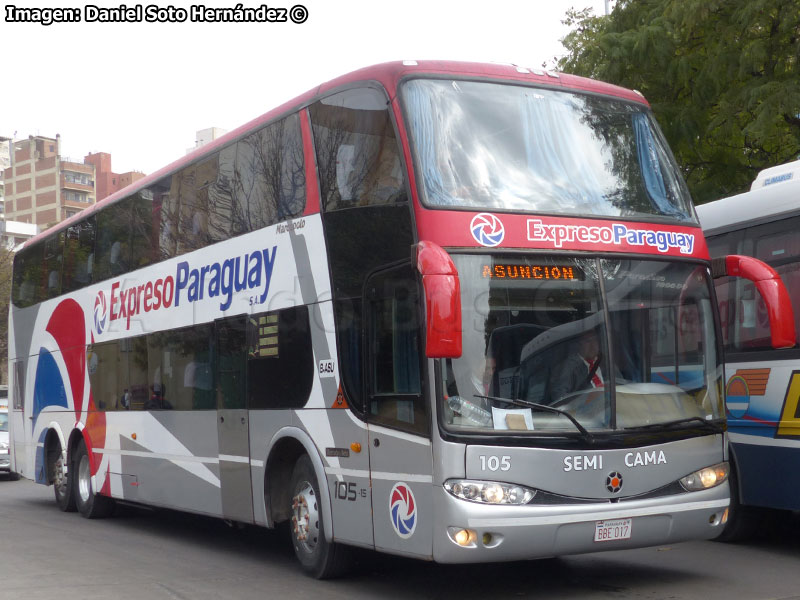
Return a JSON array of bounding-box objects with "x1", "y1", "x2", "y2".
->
[{"x1": 2, "y1": 0, "x2": 608, "y2": 176}]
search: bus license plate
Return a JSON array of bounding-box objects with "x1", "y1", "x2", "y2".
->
[{"x1": 594, "y1": 518, "x2": 632, "y2": 542}]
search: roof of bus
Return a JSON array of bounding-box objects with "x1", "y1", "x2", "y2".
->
[
  {"x1": 23, "y1": 60, "x2": 650, "y2": 250},
  {"x1": 696, "y1": 175, "x2": 800, "y2": 235}
]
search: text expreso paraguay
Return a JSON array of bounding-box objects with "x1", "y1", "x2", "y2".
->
[
  {"x1": 528, "y1": 220, "x2": 695, "y2": 254},
  {"x1": 109, "y1": 246, "x2": 277, "y2": 329}
]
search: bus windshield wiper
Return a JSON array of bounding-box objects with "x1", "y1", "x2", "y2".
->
[
  {"x1": 623, "y1": 416, "x2": 724, "y2": 432},
  {"x1": 475, "y1": 395, "x2": 595, "y2": 444}
]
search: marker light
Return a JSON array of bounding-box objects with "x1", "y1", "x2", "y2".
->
[
  {"x1": 444, "y1": 480, "x2": 536, "y2": 505},
  {"x1": 679, "y1": 462, "x2": 729, "y2": 492}
]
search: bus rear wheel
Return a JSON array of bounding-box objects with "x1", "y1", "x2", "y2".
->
[
  {"x1": 74, "y1": 439, "x2": 114, "y2": 519},
  {"x1": 288, "y1": 455, "x2": 350, "y2": 579},
  {"x1": 53, "y1": 448, "x2": 76, "y2": 512}
]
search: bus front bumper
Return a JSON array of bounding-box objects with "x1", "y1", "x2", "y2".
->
[{"x1": 432, "y1": 482, "x2": 729, "y2": 563}]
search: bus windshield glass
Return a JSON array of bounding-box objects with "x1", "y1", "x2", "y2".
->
[
  {"x1": 442, "y1": 255, "x2": 723, "y2": 437},
  {"x1": 403, "y1": 79, "x2": 694, "y2": 222}
]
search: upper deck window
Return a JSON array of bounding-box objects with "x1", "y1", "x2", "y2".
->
[
  {"x1": 310, "y1": 87, "x2": 407, "y2": 211},
  {"x1": 402, "y1": 79, "x2": 694, "y2": 222}
]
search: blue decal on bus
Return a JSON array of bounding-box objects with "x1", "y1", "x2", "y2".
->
[
  {"x1": 32, "y1": 349, "x2": 69, "y2": 424},
  {"x1": 175, "y1": 246, "x2": 277, "y2": 310}
]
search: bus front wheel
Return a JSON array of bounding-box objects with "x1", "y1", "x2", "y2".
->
[
  {"x1": 53, "y1": 447, "x2": 76, "y2": 512},
  {"x1": 74, "y1": 439, "x2": 114, "y2": 519},
  {"x1": 288, "y1": 455, "x2": 350, "y2": 579}
]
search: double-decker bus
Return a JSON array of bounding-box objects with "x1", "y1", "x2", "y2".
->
[
  {"x1": 697, "y1": 160, "x2": 800, "y2": 539},
  {"x1": 9, "y1": 61, "x2": 793, "y2": 578}
]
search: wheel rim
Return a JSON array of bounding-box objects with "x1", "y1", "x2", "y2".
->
[
  {"x1": 78, "y1": 453, "x2": 92, "y2": 503},
  {"x1": 54, "y1": 455, "x2": 67, "y2": 498},
  {"x1": 291, "y1": 481, "x2": 319, "y2": 555}
]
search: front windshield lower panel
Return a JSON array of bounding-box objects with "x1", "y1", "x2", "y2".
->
[
  {"x1": 441, "y1": 255, "x2": 723, "y2": 439},
  {"x1": 402, "y1": 79, "x2": 695, "y2": 222}
]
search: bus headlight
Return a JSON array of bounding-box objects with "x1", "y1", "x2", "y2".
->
[
  {"x1": 679, "y1": 462, "x2": 729, "y2": 491},
  {"x1": 444, "y1": 479, "x2": 536, "y2": 504}
]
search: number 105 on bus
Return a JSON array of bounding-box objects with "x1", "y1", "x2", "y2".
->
[{"x1": 594, "y1": 518, "x2": 632, "y2": 542}]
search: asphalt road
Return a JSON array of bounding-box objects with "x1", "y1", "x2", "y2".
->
[{"x1": 2, "y1": 474, "x2": 800, "y2": 600}]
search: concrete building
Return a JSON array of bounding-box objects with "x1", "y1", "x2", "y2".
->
[
  {"x1": 2, "y1": 135, "x2": 95, "y2": 229},
  {"x1": 84, "y1": 152, "x2": 145, "y2": 202},
  {"x1": 187, "y1": 127, "x2": 228, "y2": 154},
  {"x1": 0, "y1": 135, "x2": 11, "y2": 217}
]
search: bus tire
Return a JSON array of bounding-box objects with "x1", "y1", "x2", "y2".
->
[
  {"x1": 715, "y1": 460, "x2": 759, "y2": 542},
  {"x1": 53, "y1": 446, "x2": 76, "y2": 512},
  {"x1": 74, "y1": 439, "x2": 114, "y2": 519},
  {"x1": 288, "y1": 454, "x2": 350, "y2": 579}
]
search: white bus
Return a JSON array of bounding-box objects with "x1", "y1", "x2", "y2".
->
[
  {"x1": 9, "y1": 61, "x2": 792, "y2": 578},
  {"x1": 697, "y1": 160, "x2": 800, "y2": 539}
]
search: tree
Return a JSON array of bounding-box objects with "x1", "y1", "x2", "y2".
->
[
  {"x1": 558, "y1": 0, "x2": 800, "y2": 204},
  {"x1": 0, "y1": 245, "x2": 15, "y2": 384}
]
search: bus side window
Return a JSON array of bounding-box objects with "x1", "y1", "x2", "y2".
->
[
  {"x1": 176, "y1": 165, "x2": 201, "y2": 256},
  {"x1": 95, "y1": 198, "x2": 133, "y2": 281},
  {"x1": 365, "y1": 264, "x2": 426, "y2": 435},
  {"x1": 216, "y1": 316, "x2": 247, "y2": 410},
  {"x1": 706, "y1": 231, "x2": 743, "y2": 353},
  {"x1": 707, "y1": 220, "x2": 800, "y2": 354},
  {"x1": 232, "y1": 113, "x2": 306, "y2": 235},
  {"x1": 201, "y1": 147, "x2": 236, "y2": 245},
  {"x1": 310, "y1": 87, "x2": 414, "y2": 417},
  {"x1": 247, "y1": 306, "x2": 314, "y2": 409},
  {"x1": 310, "y1": 87, "x2": 407, "y2": 211},
  {"x1": 754, "y1": 218, "x2": 800, "y2": 349},
  {"x1": 43, "y1": 232, "x2": 64, "y2": 300},
  {"x1": 144, "y1": 326, "x2": 214, "y2": 411},
  {"x1": 62, "y1": 217, "x2": 96, "y2": 293},
  {"x1": 87, "y1": 341, "x2": 128, "y2": 412}
]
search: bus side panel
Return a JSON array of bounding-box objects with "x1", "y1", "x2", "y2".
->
[
  {"x1": 9, "y1": 301, "x2": 41, "y2": 480},
  {"x1": 732, "y1": 442, "x2": 800, "y2": 510},
  {"x1": 8, "y1": 357, "x2": 28, "y2": 478},
  {"x1": 725, "y1": 358, "x2": 800, "y2": 510},
  {"x1": 304, "y1": 409, "x2": 373, "y2": 548},
  {"x1": 104, "y1": 410, "x2": 224, "y2": 515},
  {"x1": 368, "y1": 424, "x2": 433, "y2": 559}
]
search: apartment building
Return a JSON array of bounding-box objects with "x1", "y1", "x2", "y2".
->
[
  {"x1": 2, "y1": 134, "x2": 95, "y2": 229},
  {"x1": 84, "y1": 151, "x2": 145, "y2": 201},
  {"x1": 0, "y1": 135, "x2": 11, "y2": 217}
]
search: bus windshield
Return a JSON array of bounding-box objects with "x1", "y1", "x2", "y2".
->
[
  {"x1": 442, "y1": 255, "x2": 723, "y2": 437},
  {"x1": 403, "y1": 79, "x2": 694, "y2": 222}
]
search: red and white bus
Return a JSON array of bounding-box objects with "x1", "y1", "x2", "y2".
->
[{"x1": 9, "y1": 61, "x2": 793, "y2": 578}]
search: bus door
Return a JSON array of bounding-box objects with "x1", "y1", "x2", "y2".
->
[
  {"x1": 215, "y1": 316, "x2": 254, "y2": 523},
  {"x1": 365, "y1": 264, "x2": 433, "y2": 558}
]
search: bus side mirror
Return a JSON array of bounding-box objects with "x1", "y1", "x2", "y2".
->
[
  {"x1": 416, "y1": 241, "x2": 462, "y2": 358},
  {"x1": 713, "y1": 255, "x2": 796, "y2": 349}
]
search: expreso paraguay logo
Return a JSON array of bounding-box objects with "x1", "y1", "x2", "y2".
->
[
  {"x1": 93, "y1": 246, "x2": 277, "y2": 334},
  {"x1": 470, "y1": 213, "x2": 505, "y2": 247},
  {"x1": 94, "y1": 290, "x2": 108, "y2": 334},
  {"x1": 389, "y1": 482, "x2": 417, "y2": 538}
]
